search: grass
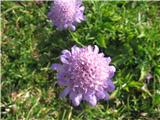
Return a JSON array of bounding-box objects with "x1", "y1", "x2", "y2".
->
[{"x1": 1, "y1": 1, "x2": 160, "y2": 120}]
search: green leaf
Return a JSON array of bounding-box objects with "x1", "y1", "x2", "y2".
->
[
  {"x1": 96, "y1": 35, "x2": 106, "y2": 48},
  {"x1": 154, "y1": 94, "x2": 160, "y2": 106},
  {"x1": 128, "y1": 81, "x2": 144, "y2": 89}
]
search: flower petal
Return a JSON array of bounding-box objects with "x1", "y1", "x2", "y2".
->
[
  {"x1": 51, "y1": 64, "x2": 62, "y2": 71},
  {"x1": 105, "y1": 92, "x2": 109, "y2": 100},
  {"x1": 71, "y1": 45, "x2": 80, "y2": 54},
  {"x1": 62, "y1": 50, "x2": 71, "y2": 57},
  {"x1": 59, "y1": 87, "x2": 70, "y2": 98},
  {"x1": 109, "y1": 66, "x2": 116, "y2": 78},
  {"x1": 96, "y1": 91, "x2": 106, "y2": 100},
  {"x1": 87, "y1": 45, "x2": 93, "y2": 52},
  {"x1": 108, "y1": 80, "x2": 115, "y2": 92},
  {"x1": 64, "y1": 24, "x2": 69, "y2": 29},
  {"x1": 80, "y1": 6, "x2": 85, "y2": 11},
  {"x1": 84, "y1": 93, "x2": 97, "y2": 106},
  {"x1": 94, "y1": 45, "x2": 99, "y2": 53},
  {"x1": 105, "y1": 57, "x2": 111, "y2": 64},
  {"x1": 88, "y1": 95, "x2": 97, "y2": 106},
  {"x1": 75, "y1": 18, "x2": 81, "y2": 23},
  {"x1": 104, "y1": 79, "x2": 115, "y2": 92},
  {"x1": 57, "y1": 79, "x2": 69, "y2": 86},
  {"x1": 70, "y1": 92, "x2": 82, "y2": 106},
  {"x1": 60, "y1": 55, "x2": 68, "y2": 64},
  {"x1": 70, "y1": 25, "x2": 76, "y2": 31}
]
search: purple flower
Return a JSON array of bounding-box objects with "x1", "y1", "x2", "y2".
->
[
  {"x1": 48, "y1": 0, "x2": 85, "y2": 31},
  {"x1": 51, "y1": 45, "x2": 116, "y2": 106}
]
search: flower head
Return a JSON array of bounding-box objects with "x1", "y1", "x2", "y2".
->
[
  {"x1": 48, "y1": 0, "x2": 85, "y2": 31},
  {"x1": 52, "y1": 45, "x2": 116, "y2": 106}
]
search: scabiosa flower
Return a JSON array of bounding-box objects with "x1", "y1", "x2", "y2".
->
[
  {"x1": 48, "y1": 0, "x2": 85, "y2": 31},
  {"x1": 51, "y1": 45, "x2": 116, "y2": 106}
]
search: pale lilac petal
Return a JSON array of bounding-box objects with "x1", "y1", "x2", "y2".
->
[
  {"x1": 94, "y1": 45, "x2": 99, "y2": 53},
  {"x1": 108, "y1": 66, "x2": 116, "y2": 78},
  {"x1": 71, "y1": 45, "x2": 80, "y2": 53},
  {"x1": 60, "y1": 87, "x2": 70, "y2": 98},
  {"x1": 62, "y1": 50, "x2": 71, "y2": 57},
  {"x1": 80, "y1": 6, "x2": 85, "y2": 11},
  {"x1": 87, "y1": 45, "x2": 93, "y2": 52},
  {"x1": 108, "y1": 80, "x2": 115, "y2": 92},
  {"x1": 70, "y1": 25, "x2": 76, "y2": 31},
  {"x1": 70, "y1": 92, "x2": 82, "y2": 106},
  {"x1": 99, "y1": 53, "x2": 104, "y2": 57},
  {"x1": 51, "y1": 64, "x2": 62, "y2": 71},
  {"x1": 105, "y1": 57, "x2": 111, "y2": 64},
  {"x1": 75, "y1": 18, "x2": 81, "y2": 23},
  {"x1": 60, "y1": 55, "x2": 68, "y2": 64},
  {"x1": 104, "y1": 79, "x2": 115, "y2": 92},
  {"x1": 84, "y1": 94, "x2": 97, "y2": 106},
  {"x1": 64, "y1": 24, "x2": 69, "y2": 29},
  {"x1": 76, "y1": 0, "x2": 82, "y2": 6},
  {"x1": 105, "y1": 93, "x2": 109, "y2": 100},
  {"x1": 57, "y1": 79, "x2": 69, "y2": 86},
  {"x1": 109, "y1": 66, "x2": 116, "y2": 72},
  {"x1": 96, "y1": 91, "x2": 106, "y2": 100}
]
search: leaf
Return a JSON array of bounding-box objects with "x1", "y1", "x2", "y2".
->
[
  {"x1": 141, "y1": 84, "x2": 152, "y2": 96},
  {"x1": 154, "y1": 93, "x2": 160, "y2": 105},
  {"x1": 139, "y1": 65, "x2": 150, "y2": 81},
  {"x1": 128, "y1": 81, "x2": 143, "y2": 89},
  {"x1": 154, "y1": 65, "x2": 160, "y2": 76},
  {"x1": 96, "y1": 35, "x2": 106, "y2": 48},
  {"x1": 110, "y1": 89, "x2": 119, "y2": 99}
]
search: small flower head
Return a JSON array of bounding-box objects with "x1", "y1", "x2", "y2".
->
[
  {"x1": 48, "y1": 0, "x2": 85, "y2": 31},
  {"x1": 146, "y1": 72, "x2": 153, "y2": 84},
  {"x1": 52, "y1": 45, "x2": 116, "y2": 106}
]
